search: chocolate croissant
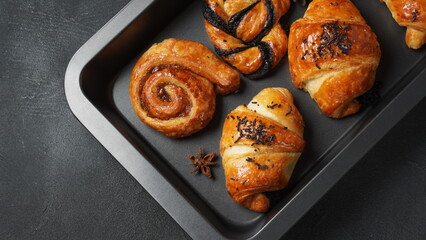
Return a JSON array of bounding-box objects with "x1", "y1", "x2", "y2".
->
[
  {"x1": 129, "y1": 38, "x2": 240, "y2": 138},
  {"x1": 288, "y1": 0, "x2": 381, "y2": 118},
  {"x1": 380, "y1": 0, "x2": 426, "y2": 49},
  {"x1": 203, "y1": 0, "x2": 290, "y2": 79},
  {"x1": 220, "y1": 88, "x2": 305, "y2": 212}
]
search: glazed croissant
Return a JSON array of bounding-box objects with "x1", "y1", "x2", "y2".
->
[
  {"x1": 129, "y1": 38, "x2": 240, "y2": 138},
  {"x1": 380, "y1": 0, "x2": 426, "y2": 49},
  {"x1": 288, "y1": 0, "x2": 381, "y2": 118},
  {"x1": 203, "y1": 0, "x2": 290, "y2": 79},
  {"x1": 220, "y1": 88, "x2": 305, "y2": 212}
]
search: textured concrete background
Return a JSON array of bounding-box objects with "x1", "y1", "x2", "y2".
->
[{"x1": 1, "y1": 1, "x2": 425, "y2": 239}]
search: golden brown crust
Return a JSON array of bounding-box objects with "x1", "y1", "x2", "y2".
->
[
  {"x1": 203, "y1": 0, "x2": 290, "y2": 78},
  {"x1": 129, "y1": 38, "x2": 240, "y2": 138},
  {"x1": 220, "y1": 88, "x2": 305, "y2": 212},
  {"x1": 288, "y1": 0, "x2": 381, "y2": 118},
  {"x1": 381, "y1": 0, "x2": 426, "y2": 49}
]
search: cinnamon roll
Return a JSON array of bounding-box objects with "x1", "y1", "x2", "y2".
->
[
  {"x1": 203, "y1": 0, "x2": 291, "y2": 79},
  {"x1": 129, "y1": 38, "x2": 240, "y2": 138}
]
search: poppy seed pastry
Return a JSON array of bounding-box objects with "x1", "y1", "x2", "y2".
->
[{"x1": 203, "y1": 0, "x2": 290, "y2": 79}]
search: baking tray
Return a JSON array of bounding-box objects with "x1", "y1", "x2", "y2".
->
[{"x1": 64, "y1": 0, "x2": 426, "y2": 239}]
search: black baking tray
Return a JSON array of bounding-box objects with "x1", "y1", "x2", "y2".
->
[{"x1": 64, "y1": 0, "x2": 426, "y2": 239}]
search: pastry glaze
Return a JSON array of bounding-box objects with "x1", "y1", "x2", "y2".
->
[
  {"x1": 130, "y1": 39, "x2": 240, "y2": 138},
  {"x1": 220, "y1": 88, "x2": 305, "y2": 212},
  {"x1": 289, "y1": 0, "x2": 381, "y2": 118},
  {"x1": 203, "y1": 0, "x2": 290, "y2": 79},
  {"x1": 380, "y1": 0, "x2": 426, "y2": 49}
]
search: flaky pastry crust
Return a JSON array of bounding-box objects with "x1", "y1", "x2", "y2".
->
[
  {"x1": 220, "y1": 88, "x2": 305, "y2": 212},
  {"x1": 129, "y1": 38, "x2": 240, "y2": 138},
  {"x1": 203, "y1": 0, "x2": 290, "y2": 79},
  {"x1": 380, "y1": 0, "x2": 426, "y2": 49},
  {"x1": 288, "y1": 0, "x2": 381, "y2": 118}
]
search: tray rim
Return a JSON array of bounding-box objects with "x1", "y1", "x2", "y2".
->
[{"x1": 64, "y1": 0, "x2": 426, "y2": 239}]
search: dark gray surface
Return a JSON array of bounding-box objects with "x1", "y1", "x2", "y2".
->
[{"x1": 1, "y1": 0, "x2": 425, "y2": 239}]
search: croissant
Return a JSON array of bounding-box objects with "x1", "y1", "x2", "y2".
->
[
  {"x1": 129, "y1": 38, "x2": 240, "y2": 138},
  {"x1": 220, "y1": 88, "x2": 305, "y2": 212},
  {"x1": 288, "y1": 0, "x2": 381, "y2": 118},
  {"x1": 380, "y1": 0, "x2": 426, "y2": 49},
  {"x1": 203, "y1": 0, "x2": 290, "y2": 79}
]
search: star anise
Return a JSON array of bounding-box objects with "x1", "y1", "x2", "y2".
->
[{"x1": 187, "y1": 147, "x2": 217, "y2": 178}]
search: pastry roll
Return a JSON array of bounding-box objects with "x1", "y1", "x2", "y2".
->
[
  {"x1": 380, "y1": 0, "x2": 426, "y2": 49},
  {"x1": 129, "y1": 38, "x2": 240, "y2": 138},
  {"x1": 203, "y1": 0, "x2": 290, "y2": 79},
  {"x1": 288, "y1": 0, "x2": 381, "y2": 118},
  {"x1": 220, "y1": 88, "x2": 305, "y2": 212}
]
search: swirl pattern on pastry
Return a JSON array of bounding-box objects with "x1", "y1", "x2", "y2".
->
[
  {"x1": 288, "y1": 0, "x2": 381, "y2": 118},
  {"x1": 130, "y1": 38, "x2": 240, "y2": 138},
  {"x1": 203, "y1": 0, "x2": 290, "y2": 79},
  {"x1": 220, "y1": 88, "x2": 305, "y2": 212},
  {"x1": 380, "y1": 0, "x2": 426, "y2": 49}
]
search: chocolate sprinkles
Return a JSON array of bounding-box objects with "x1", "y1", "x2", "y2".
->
[
  {"x1": 315, "y1": 63, "x2": 321, "y2": 69},
  {"x1": 234, "y1": 116, "x2": 276, "y2": 146},
  {"x1": 412, "y1": 9, "x2": 419, "y2": 22},
  {"x1": 318, "y1": 21, "x2": 352, "y2": 57},
  {"x1": 246, "y1": 157, "x2": 270, "y2": 170},
  {"x1": 255, "y1": 162, "x2": 269, "y2": 170},
  {"x1": 285, "y1": 106, "x2": 293, "y2": 116},
  {"x1": 301, "y1": 21, "x2": 352, "y2": 62},
  {"x1": 267, "y1": 101, "x2": 282, "y2": 109}
]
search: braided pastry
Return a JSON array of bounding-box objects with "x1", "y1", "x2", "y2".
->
[
  {"x1": 203, "y1": 0, "x2": 291, "y2": 79},
  {"x1": 129, "y1": 38, "x2": 240, "y2": 138},
  {"x1": 220, "y1": 88, "x2": 305, "y2": 212},
  {"x1": 380, "y1": 0, "x2": 426, "y2": 49},
  {"x1": 288, "y1": 0, "x2": 381, "y2": 118}
]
